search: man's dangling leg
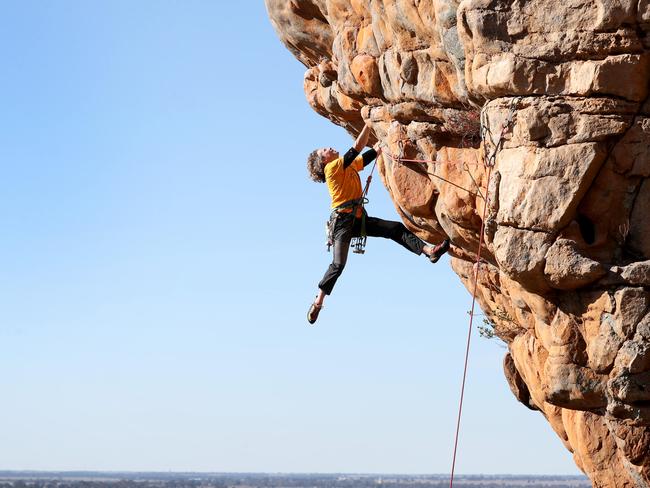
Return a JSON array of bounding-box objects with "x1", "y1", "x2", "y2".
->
[
  {"x1": 317, "y1": 233, "x2": 352, "y2": 299},
  {"x1": 308, "y1": 214, "x2": 357, "y2": 323},
  {"x1": 321, "y1": 213, "x2": 358, "y2": 295}
]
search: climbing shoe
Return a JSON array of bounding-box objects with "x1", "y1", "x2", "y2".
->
[
  {"x1": 307, "y1": 302, "x2": 323, "y2": 325},
  {"x1": 429, "y1": 238, "x2": 450, "y2": 264}
]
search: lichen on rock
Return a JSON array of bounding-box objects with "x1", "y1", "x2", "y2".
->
[{"x1": 266, "y1": 0, "x2": 650, "y2": 485}]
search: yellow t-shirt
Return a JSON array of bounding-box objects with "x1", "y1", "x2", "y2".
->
[{"x1": 325, "y1": 154, "x2": 364, "y2": 215}]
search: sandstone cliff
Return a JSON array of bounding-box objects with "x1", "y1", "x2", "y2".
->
[{"x1": 265, "y1": 1, "x2": 650, "y2": 486}]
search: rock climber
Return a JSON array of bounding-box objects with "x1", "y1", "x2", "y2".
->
[{"x1": 306, "y1": 122, "x2": 450, "y2": 324}]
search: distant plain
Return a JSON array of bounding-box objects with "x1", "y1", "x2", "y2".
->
[{"x1": 0, "y1": 472, "x2": 591, "y2": 488}]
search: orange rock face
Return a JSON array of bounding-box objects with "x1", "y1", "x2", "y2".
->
[{"x1": 266, "y1": 1, "x2": 650, "y2": 485}]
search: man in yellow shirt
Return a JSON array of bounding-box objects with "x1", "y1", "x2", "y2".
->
[{"x1": 306, "y1": 123, "x2": 450, "y2": 324}]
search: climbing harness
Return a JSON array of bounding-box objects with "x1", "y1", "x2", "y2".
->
[
  {"x1": 326, "y1": 160, "x2": 378, "y2": 255},
  {"x1": 325, "y1": 197, "x2": 367, "y2": 252}
]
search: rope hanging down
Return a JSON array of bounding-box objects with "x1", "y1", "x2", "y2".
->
[
  {"x1": 364, "y1": 100, "x2": 519, "y2": 486},
  {"x1": 448, "y1": 97, "x2": 521, "y2": 488}
]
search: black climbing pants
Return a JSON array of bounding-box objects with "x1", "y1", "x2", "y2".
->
[{"x1": 318, "y1": 212, "x2": 426, "y2": 295}]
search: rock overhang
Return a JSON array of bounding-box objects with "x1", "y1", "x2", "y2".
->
[{"x1": 266, "y1": 1, "x2": 650, "y2": 485}]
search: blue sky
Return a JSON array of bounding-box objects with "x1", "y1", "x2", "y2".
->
[{"x1": 0, "y1": 1, "x2": 580, "y2": 476}]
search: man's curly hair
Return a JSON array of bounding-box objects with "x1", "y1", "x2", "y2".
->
[{"x1": 307, "y1": 149, "x2": 326, "y2": 183}]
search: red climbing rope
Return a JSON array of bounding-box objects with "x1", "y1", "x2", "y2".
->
[
  {"x1": 362, "y1": 159, "x2": 377, "y2": 198},
  {"x1": 448, "y1": 97, "x2": 520, "y2": 488},
  {"x1": 377, "y1": 136, "x2": 494, "y2": 487},
  {"x1": 393, "y1": 156, "x2": 481, "y2": 166},
  {"x1": 381, "y1": 151, "x2": 486, "y2": 199},
  {"x1": 448, "y1": 161, "x2": 493, "y2": 488},
  {"x1": 374, "y1": 99, "x2": 520, "y2": 486}
]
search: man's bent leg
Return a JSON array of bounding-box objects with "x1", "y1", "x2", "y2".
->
[{"x1": 365, "y1": 216, "x2": 425, "y2": 255}]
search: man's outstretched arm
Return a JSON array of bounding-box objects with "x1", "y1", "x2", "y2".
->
[
  {"x1": 353, "y1": 124, "x2": 372, "y2": 152},
  {"x1": 343, "y1": 124, "x2": 373, "y2": 168}
]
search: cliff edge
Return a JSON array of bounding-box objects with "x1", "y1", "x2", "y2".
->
[{"x1": 265, "y1": 1, "x2": 650, "y2": 485}]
